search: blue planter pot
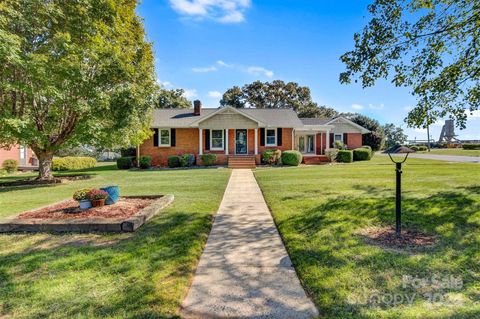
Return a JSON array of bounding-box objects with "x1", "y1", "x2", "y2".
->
[
  {"x1": 79, "y1": 199, "x2": 92, "y2": 210},
  {"x1": 100, "y1": 185, "x2": 120, "y2": 205}
]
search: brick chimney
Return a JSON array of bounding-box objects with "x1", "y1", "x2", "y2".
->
[{"x1": 193, "y1": 100, "x2": 201, "y2": 116}]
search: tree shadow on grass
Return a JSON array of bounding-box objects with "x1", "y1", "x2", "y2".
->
[
  {"x1": 277, "y1": 185, "x2": 480, "y2": 318},
  {"x1": 0, "y1": 209, "x2": 211, "y2": 318}
]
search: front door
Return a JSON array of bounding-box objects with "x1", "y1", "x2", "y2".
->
[
  {"x1": 235, "y1": 129, "x2": 248, "y2": 154},
  {"x1": 19, "y1": 145, "x2": 27, "y2": 166}
]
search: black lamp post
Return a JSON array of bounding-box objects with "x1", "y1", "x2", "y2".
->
[{"x1": 386, "y1": 145, "x2": 414, "y2": 237}]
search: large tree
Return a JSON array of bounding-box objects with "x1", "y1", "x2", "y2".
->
[
  {"x1": 0, "y1": 0, "x2": 157, "y2": 180},
  {"x1": 383, "y1": 123, "x2": 408, "y2": 149},
  {"x1": 156, "y1": 88, "x2": 192, "y2": 109},
  {"x1": 343, "y1": 113, "x2": 385, "y2": 151},
  {"x1": 340, "y1": 0, "x2": 480, "y2": 129},
  {"x1": 220, "y1": 80, "x2": 338, "y2": 118}
]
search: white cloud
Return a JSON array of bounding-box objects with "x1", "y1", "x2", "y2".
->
[
  {"x1": 182, "y1": 89, "x2": 198, "y2": 99},
  {"x1": 351, "y1": 103, "x2": 364, "y2": 110},
  {"x1": 368, "y1": 103, "x2": 384, "y2": 110},
  {"x1": 169, "y1": 0, "x2": 251, "y2": 23},
  {"x1": 208, "y1": 91, "x2": 222, "y2": 98},
  {"x1": 217, "y1": 60, "x2": 233, "y2": 68},
  {"x1": 247, "y1": 66, "x2": 274, "y2": 78},
  {"x1": 192, "y1": 66, "x2": 218, "y2": 73}
]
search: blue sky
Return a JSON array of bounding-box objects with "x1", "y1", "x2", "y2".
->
[{"x1": 137, "y1": 0, "x2": 480, "y2": 140}]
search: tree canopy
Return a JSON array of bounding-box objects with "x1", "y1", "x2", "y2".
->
[
  {"x1": 220, "y1": 80, "x2": 338, "y2": 118},
  {"x1": 156, "y1": 88, "x2": 192, "y2": 109},
  {"x1": 0, "y1": 0, "x2": 157, "y2": 179},
  {"x1": 340, "y1": 0, "x2": 480, "y2": 129},
  {"x1": 383, "y1": 123, "x2": 408, "y2": 149},
  {"x1": 343, "y1": 113, "x2": 385, "y2": 151}
]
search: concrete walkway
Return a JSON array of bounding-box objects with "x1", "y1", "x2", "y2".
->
[
  {"x1": 181, "y1": 169, "x2": 318, "y2": 319},
  {"x1": 382, "y1": 153, "x2": 480, "y2": 163}
]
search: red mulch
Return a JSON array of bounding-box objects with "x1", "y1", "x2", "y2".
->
[
  {"x1": 358, "y1": 226, "x2": 437, "y2": 250},
  {"x1": 18, "y1": 198, "x2": 155, "y2": 220}
]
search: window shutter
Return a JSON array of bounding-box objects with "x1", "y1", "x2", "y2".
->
[
  {"x1": 171, "y1": 129, "x2": 176, "y2": 147},
  {"x1": 277, "y1": 128, "x2": 282, "y2": 146},
  {"x1": 343, "y1": 133, "x2": 348, "y2": 148},
  {"x1": 260, "y1": 128, "x2": 265, "y2": 146},
  {"x1": 205, "y1": 129, "x2": 210, "y2": 150},
  {"x1": 153, "y1": 129, "x2": 159, "y2": 147},
  {"x1": 330, "y1": 133, "x2": 334, "y2": 148}
]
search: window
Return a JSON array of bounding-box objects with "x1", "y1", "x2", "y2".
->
[
  {"x1": 211, "y1": 129, "x2": 224, "y2": 150},
  {"x1": 334, "y1": 134, "x2": 343, "y2": 142},
  {"x1": 266, "y1": 128, "x2": 277, "y2": 146},
  {"x1": 159, "y1": 129, "x2": 170, "y2": 146}
]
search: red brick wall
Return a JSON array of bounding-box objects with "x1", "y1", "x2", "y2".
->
[
  {"x1": 346, "y1": 133, "x2": 362, "y2": 149},
  {"x1": 0, "y1": 145, "x2": 36, "y2": 166}
]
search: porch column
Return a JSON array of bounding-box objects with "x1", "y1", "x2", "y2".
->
[
  {"x1": 320, "y1": 132, "x2": 323, "y2": 155},
  {"x1": 292, "y1": 129, "x2": 295, "y2": 150},
  {"x1": 326, "y1": 130, "x2": 330, "y2": 150},
  {"x1": 199, "y1": 128, "x2": 203, "y2": 155},
  {"x1": 225, "y1": 129, "x2": 229, "y2": 155},
  {"x1": 254, "y1": 128, "x2": 258, "y2": 155}
]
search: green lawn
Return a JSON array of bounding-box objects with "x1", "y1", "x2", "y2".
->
[
  {"x1": 419, "y1": 148, "x2": 480, "y2": 157},
  {"x1": 0, "y1": 165, "x2": 230, "y2": 318},
  {"x1": 255, "y1": 157, "x2": 480, "y2": 318}
]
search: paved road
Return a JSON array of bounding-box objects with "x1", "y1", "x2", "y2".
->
[
  {"x1": 381, "y1": 153, "x2": 480, "y2": 163},
  {"x1": 181, "y1": 169, "x2": 318, "y2": 319}
]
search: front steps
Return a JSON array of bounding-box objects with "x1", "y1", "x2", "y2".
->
[{"x1": 228, "y1": 155, "x2": 256, "y2": 169}]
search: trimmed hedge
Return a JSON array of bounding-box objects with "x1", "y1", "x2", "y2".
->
[
  {"x1": 463, "y1": 143, "x2": 480, "y2": 150},
  {"x1": 201, "y1": 154, "x2": 217, "y2": 166},
  {"x1": 53, "y1": 156, "x2": 97, "y2": 171},
  {"x1": 410, "y1": 145, "x2": 428, "y2": 152},
  {"x1": 337, "y1": 150, "x2": 353, "y2": 163},
  {"x1": 116, "y1": 156, "x2": 135, "y2": 169},
  {"x1": 262, "y1": 149, "x2": 282, "y2": 165},
  {"x1": 281, "y1": 150, "x2": 303, "y2": 166},
  {"x1": 180, "y1": 154, "x2": 195, "y2": 167},
  {"x1": 139, "y1": 156, "x2": 152, "y2": 169},
  {"x1": 168, "y1": 156, "x2": 181, "y2": 168},
  {"x1": 361, "y1": 145, "x2": 374, "y2": 158},
  {"x1": 353, "y1": 148, "x2": 371, "y2": 161},
  {"x1": 2, "y1": 159, "x2": 18, "y2": 173}
]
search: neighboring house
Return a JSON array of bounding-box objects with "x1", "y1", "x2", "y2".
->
[
  {"x1": 139, "y1": 100, "x2": 370, "y2": 167},
  {"x1": 0, "y1": 144, "x2": 37, "y2": 168}
]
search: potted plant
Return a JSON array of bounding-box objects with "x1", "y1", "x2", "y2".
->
[
  {"x1": 87, "y1": 189, "x2": 109, "y2": 207},
  {"x1": 73, "y1": 188, "x2": 92, "y2": 210}
]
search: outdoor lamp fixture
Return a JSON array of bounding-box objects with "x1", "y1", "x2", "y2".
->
[{"x1": 386, "y1": 145, "x2": 414, "y2": 237}]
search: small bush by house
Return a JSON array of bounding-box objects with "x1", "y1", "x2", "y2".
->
[
  {"x1": 281, "y1": 150, "x2": 303, "y2": 166},
  {"x1": 334, "y1": 140, "x2": 345, "y2": 150},
  {"x1": 116, "y1": 156, "x2": 135, "y2": 169},
  {"x1": 53, "y1": 156, "x2": 97, "y2": 171},
  {"x1": 262, "y1": 149, "x2": 282, "y2": 165},
  {"x1": 180, "y1": 154, "x2": 195, "y2": 167},
  {"x1": 361, "y1": 145, "x2": 374, "y2": 158},
  {"x1": 353, "y1": 148, "x2": 371, "y2": 161},
  {"x1": 201, "y1": 154, "x2": 217, "y2": 166},
  {"x1": 337, "y1": 150, "x2": 353, "y2": 163},
  {"x1": 463, "y1": 143, "x2": 480, "y2": 150},
  {"x1": 168, "y1": 156, "x2": 181, "y2": 168},
  {"x1": 325, "y1": 149, "x2": 339, "y2": 162},
  {"x1": 2, "y1": 159, "x2": 18, "y2": 173},
  {"x1": 139, "y1": 156, "x2": 152, "y2": 169}
]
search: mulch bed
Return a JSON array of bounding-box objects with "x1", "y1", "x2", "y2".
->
[
  {"x1": 357, "y1": 226, "x2": 437, "y2": 250},
  {"x1": 18, "y1": 198, "x2": 155, "y2": 220},
  {"x1": 0, "y1": 174, "x2": 92, "y2": 187}
]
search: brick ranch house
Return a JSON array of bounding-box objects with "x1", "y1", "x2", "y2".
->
[
  {"x1": 0, "y1": 144, "x2": 37, "y2": 169},
  {"x1": 138, "y1": 101, "x2": 370, "y2": 167}
]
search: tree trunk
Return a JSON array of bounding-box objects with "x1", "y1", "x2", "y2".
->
[{"x1": 34, "y1": 149, "x2": 54, "y2": 180}]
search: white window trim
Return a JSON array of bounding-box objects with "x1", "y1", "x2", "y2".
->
[
  {"x1": 334, "y1": 133, "x2": 343, "y2": 143},
  {"x1": 265, "y1": 128, "x2": 277, "y2": 147},
  {"x1": 158, "y1": 128, "x2": 171, "y2": 147},
  {"x1": 210, "y1": 129, "x2": 224, "y2": 151}
]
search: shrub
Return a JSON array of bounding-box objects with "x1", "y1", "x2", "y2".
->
[
  {"x1": 361, "y1": 145, "x2": 374, "y2": 158},
  {"x1": 87, "y1": 189, "x2": 109, "y2": 201},
  {"x1": 2, "y1": 159, "x2": 18, "y2": 173},
  {"x1": 325, "y1": 149, "x2": 339, "y2": 162},
  {"x1": 463, "y1": 143, "x2": 480, "y2": 150},
  {"x1": 337, "y1": 150, "x2": 353, "y2": 163},
  {"x1": 116, "y1": 156, "x2": 135, "y2": 169},
  {"x1": 353, "y1": 148, "x2": 371, "y2": 161},
  {"x1": 262, "y1": 149, "x2": 282, "y2": 165},
  {"x1": 281, "y1": 150, "x2": 303, "y2": 166},
  {"x1": 334, "y1": 140, "x2": 345, "y2": 150},
  {"x1": 168, "y1": 155, "x2": 181, "y2": 168},
  {"x1": 180, "y1": 154, "x2": 195, "y2": 167},
  {"x1": 120, "y1": 147, "x2": 136, "y2": 157},
  {"x1": 201, "y1": 154, "x2": 217, "y2": 166},
  {"x1": 52, "y1": 156, "x2": 96, "y2": 171},
  {"x1": 139, "y1": 156, "x2": 152, "y2": 169},
  {"x1": 417, "y1": 145, "x2": 428, "y2": 151},
  {"x1": 73, "y1": 188, "x2": 92, "y2": 201},
  {"x1": 409, "y1": 146, "x2": 419, "y2": 152}
]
